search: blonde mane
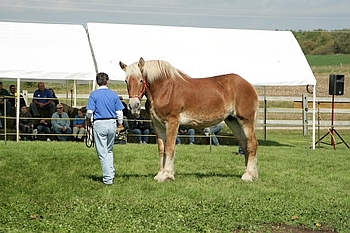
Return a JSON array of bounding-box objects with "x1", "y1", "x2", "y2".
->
[{"x1": 126, "y1": 60, "x2": 184, "y2": 84}]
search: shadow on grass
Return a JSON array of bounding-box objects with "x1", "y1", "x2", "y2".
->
[
  {"x1": 84, "y1": 172, "x2": 242, "y2": 182},
  {"x1": 84, "y1": 173, "x2": 155, "y2": 182},
  {"x1": 85, "y1": 174, "x2": 104, "y2": 183},
  {"x1": 177, "y1": 172, "x2": 241, "y2": 179},
  {"x1": 257, "y1": 139, "x2": 294, "y2": 147}
]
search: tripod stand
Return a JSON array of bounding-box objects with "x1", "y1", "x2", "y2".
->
[{"x1": 314, "y1": 95, "x2": 350, "y2": 150}]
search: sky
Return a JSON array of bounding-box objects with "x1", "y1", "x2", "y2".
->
[{"x1": 0, "y1": 0, "x2": 349, "y2": 31}]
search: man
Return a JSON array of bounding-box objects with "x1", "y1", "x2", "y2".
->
[
  {"x1": 30, "y1": 82, "x2": 56, "y2": 117},
  {"x1": 8, "y1": 84, "x2": 26, "y2": 108},
  {"x1": 176, "y1": 126, "x2": 195, "y2": 145},
  {"x1": 0, "y1": 81, "x2": 11, "y2": 116},
  {"x1": 130, "y1": 113, "x2": 150, "y2": 144},
  {"x1": 86, "y1": 72, "x2": 124, "y2": 185},
  {"x1": 203, "y1": 123, "x2": 222, "y2": 146},
  {"x1": 51, "y1": 103, "x2": 72, "y2": 141}
]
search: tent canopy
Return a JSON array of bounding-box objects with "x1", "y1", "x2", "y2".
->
[
  {"x1": 0, "y1": 21, "x2": 96, "y2": 82},
  {"x1": 87, "y1": 23, "x2": 316, "y2": 86}
]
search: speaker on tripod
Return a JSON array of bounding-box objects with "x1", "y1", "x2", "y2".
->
[
  {"x1": 329, "y1": 74, "x2": 344, "y2": 95},
  {"x1": 315, "y1": 74, "x2": 349, "y2": 149}
]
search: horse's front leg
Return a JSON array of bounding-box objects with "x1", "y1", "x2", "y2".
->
[
  {"x1": 155, "y1": 121, "x2": 178, "y2": 182},
  {"x1": 154, "y1": 136, "x2": 165, "y2": 181},
  {"x1": 152, "y1": 121, "x2": 167, "y2": 181}
]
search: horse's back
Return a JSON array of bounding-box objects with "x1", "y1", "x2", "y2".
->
[{"x1": 186, "y1": 73, "x2": 257, "y2": 103}]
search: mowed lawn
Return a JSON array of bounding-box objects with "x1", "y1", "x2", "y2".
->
[{"x1": 0, "y1": 130, "x2": 349, "y2": 232}]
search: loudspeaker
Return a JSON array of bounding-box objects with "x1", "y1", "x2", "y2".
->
[{"x1": 329, "y1": 74, "x2": 344, "y2": 95}]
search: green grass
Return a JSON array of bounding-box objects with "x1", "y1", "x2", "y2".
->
[
  {"x1": 0, "y1": 130, "x2": 349, "y2": 232},
  {"x1": 306, "y1": 54, "x2": 350, "y2": 66}
]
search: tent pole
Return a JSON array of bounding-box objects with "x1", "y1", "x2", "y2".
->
[
  {"x1": 312, "y1": 85, "x2": 316, "y2": 150},
  {"x1": 73, "y1": 80, "x2": 77, "y2": 107},
  {"x1": 16, "y1": 77, "x2": 20, "y2": 142},
  {"x1": 263, "y1": 87, "x2": 266, "y2": 141},
  {"x1": 65, "y1": 80, "x2": 69, "y2": 105}
]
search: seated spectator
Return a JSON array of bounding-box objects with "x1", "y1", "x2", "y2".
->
[
  {"x1": 19, "y1": 105, "x2": 33, "y2": 141},
  {"x1": 51, "y1": 103, "x2": 72, "y2": 141},
  {"x1": 0, "y1": 81, "x2": 11, "y2": 116},
  {"x1": 8, "y1": 84, "x2": 26, "y2": 109},
  {"x1": 203, "y1": 123, "x2": 222, "y2": 146},
  {"x1": 130, "y1": 114, "x2": 150, "y2": 144},
  {"x1": 30, "y1": 82, "x2": 56, "y2": 117},
  {"x1": 72, "y1": 108, "x2": 86, "y2": 142},
  {"x1": 36, "y1": 119, "x2": 52, "y2": 142},
  {"x1": 48, "y1": 88, "x2": 59, "y2": 106},
  {"x1": 176, "y1": 126, "x2": 195, "y2": 145}
]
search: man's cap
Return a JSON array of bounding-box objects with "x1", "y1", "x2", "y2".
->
[{"x1": 56, "y1": 103, "x2": 63, "y2": 109}]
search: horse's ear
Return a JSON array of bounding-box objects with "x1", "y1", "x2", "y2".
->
[
  {"x1": 119, "y1": 61, "x2": 127, "y2": 71},
  {"x1": 138, "y1": 57, "x2": 145, "y2": 72}
]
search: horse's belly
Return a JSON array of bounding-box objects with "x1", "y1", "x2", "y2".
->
[{"x1": 179, "y1": 112, "x2": 224, "y2": 127}]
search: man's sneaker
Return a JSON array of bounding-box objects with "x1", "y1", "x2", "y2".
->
[{"x1": 47, "y1": 138, "x2": 51, "y2": 142}]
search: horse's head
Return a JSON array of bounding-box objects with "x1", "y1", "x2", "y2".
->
[{"x1": 119, "y1": 57, "x2": 148, "y2": 117}]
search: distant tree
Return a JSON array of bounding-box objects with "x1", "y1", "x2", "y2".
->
[
  {"x1": 311, "y1": 31, "x2": 334, "y2": 55},
  {"x1": 333, "y1": 30, "x2": 350, "y2": 54},
  {"x1": 292, "y1": 29, "x2": 350, "y2": 55}
]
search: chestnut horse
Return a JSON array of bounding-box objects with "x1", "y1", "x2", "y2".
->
[{"x1": 119, "y1": 58, "x2": 259, "y2": 182}]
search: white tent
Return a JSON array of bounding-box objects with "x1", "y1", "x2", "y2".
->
[
  {"x1": 0, "y1": 21, "x2": 96, "y2": 141},
  {"x1": 86, "y1": 23, "x2": 315, "y2": 86},
  {"x1": 87, "y1": 23, "x2": 317, "y2": 148},
  {"x1": 0, "y1": 21, "x2": 96, "y2": 82}
]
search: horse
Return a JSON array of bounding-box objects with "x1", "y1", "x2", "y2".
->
[{"x1": 119, "y1": 58, "x2": 259, "y2": 182}]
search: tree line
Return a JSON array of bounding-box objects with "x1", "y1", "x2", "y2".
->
[{"x1": 292, "y1": 29, "x2": 350, "y2": 55}]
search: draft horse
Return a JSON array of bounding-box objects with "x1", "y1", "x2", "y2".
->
[{"x1": 119, "y1": 58, "x2": 259, "y2": 182}]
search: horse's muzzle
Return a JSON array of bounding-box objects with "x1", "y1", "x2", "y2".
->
[{"x1": 129, "y1": 98, "x2": 141, "y2": 117}]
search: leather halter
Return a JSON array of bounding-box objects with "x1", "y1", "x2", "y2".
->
[{"x1": 129, "y1": 78, "x2": 149, "y2": 100}]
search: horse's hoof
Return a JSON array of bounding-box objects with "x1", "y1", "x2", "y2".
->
[
  {"x1": 154, "y1": 172, "x2": 175, "y2": 182},
  {"x1": 241, "y1": 172, "x2": 258, "y2": 182}
]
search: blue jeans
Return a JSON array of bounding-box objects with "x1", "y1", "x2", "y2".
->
[
  {"x1": 52, "y1": 126, "x2": 72, "y2": 141},
  {"x1": 93, "y1": 119, "x2": 117, "y2": 184},
  {"x1": 36, "y1": 125, "x2": 51, "y2": 139},
  {"x1": 210, "y1": 124, "x2": 222, "y2": 146},
  {"x1": 176, "y1": 129, "x2": 195, "y2": 144},
  {"x1": 0, "y1": 101, "x2": 11, "y2": 116},
  {"x1": 131, "y1": 128, "x2": 150, "y2": 143}
]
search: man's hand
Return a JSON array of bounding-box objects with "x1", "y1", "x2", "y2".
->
[{"x1": 117, "y1": 124, "x2": 124, "y2": 134}]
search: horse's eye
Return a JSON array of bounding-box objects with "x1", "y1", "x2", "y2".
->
[{"x1": 140, "y1": 79, "x2": 143, "y2": 83}]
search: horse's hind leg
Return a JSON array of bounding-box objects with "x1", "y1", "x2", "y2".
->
[{"x1": 225, "y1": 116, "x2": 258, "y2": 181}]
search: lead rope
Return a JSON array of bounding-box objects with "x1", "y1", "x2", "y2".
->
[{"x1": 85, "y1": 120, "x2": 94, "y2": 148}]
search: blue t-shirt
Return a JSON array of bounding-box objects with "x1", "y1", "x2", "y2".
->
[
  {"x1": 33, "y1": 88, "x2": 53, "y2": 104},
  {"x1": 86, "y1": 87, "x2": 124, "y2": 120},
  {"x1": 73, "y1": 115, "x2": 86, "y2": 126}
]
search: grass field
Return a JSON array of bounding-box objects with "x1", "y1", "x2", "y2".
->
[
  {"x1": 1, "y1": 130, "x2": 349, "y2": 232},
  {"x1": 306, "y1": 54, "x2": 350, "y2": 67}
]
